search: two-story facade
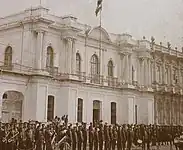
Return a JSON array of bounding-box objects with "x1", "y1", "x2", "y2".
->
[{"x1": 0, "y1": 6, "x2": 182, "y2": 125}]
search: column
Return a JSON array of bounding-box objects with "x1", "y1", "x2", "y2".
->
[
  {"x1": 138, "y1": 58, "x2": 142, "y2": 85},
  {"x1": 179, "y1": 96, "x2": 181, "y2": 124},
  {"x1": 36, "y1": 31, "x2": 44, "y2": 70},
  {"x1": 154, "y1": 95, "x2": 158, "y2": 124},
  {"x1": 170, "y1": 95, "x2": 173, "y2": 125},
  {"x1": 124, "y1": 54, "x2": 129, "y2": 83},
  {"x1": 71, "y1": 39, "x2": 76, "y2": 74},
  {"x1": 178, "y1": 61, "x2": 182, "y2": 86},
  {"x1": 129, "y1": 54, "x2": 132, "y2": 84},
  {"x1": 66, "y1": 38, "x2": 72, "y2": 74},
  {"x1": 153, "y1": 56, "x2": 157, "y2": 84},
  {"x1": 141, "y1": 59, "x2": 144, "y2": 86},
  {"x1": 181, "y1": 97, "x2": 183, "y2": 125},
  {"x1": 170, "y1": 63, "x2": 173, "y2": 85},
  {"x1": 162, "y1": 55, "x2": 165, "y2": 84},
  {"x1": 163, "y1": 95, "x2": 166, "y2": 124},
  {"x1": 144, "y1": 58, "x2": 148, "y2": 86},
  {"x1": 148, "y1": 59, "x2": 151, "y2": 86},
  {"x1": 119, "y1": 54, "x2": 123, "y2": 82}
]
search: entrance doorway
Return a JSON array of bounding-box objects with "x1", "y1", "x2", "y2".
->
[
  {"x1": 93, "y1": 100, "x2": 101, "y2": 123},
  {"x1": 2, "y1": 91, "x2": 23, "y2": 123}
]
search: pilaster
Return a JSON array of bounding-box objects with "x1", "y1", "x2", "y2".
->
[
  {"x1": 178, "y1": 61, "x2": 182, "y2": 86},
  {"x1": 153, "y1": 54, "x2": 157, "y2": 84},
  {"x1": 128, "y1": 54, "x2": 132, "y2": 84},
  {"x1": 71, "y1": 39, "x2": 77, "y2": 74},
  {"x1": 170, "y1": 63, "x2": 174, "y2": 86},
  {"x1": 124, "y1": 53, "x2": 129, "y2": 83},
  {"x1": 36, "y1": 30, "x2": 45, "y2": 70},
  {"x1": 162, "y1": 55, "x2": 166, "y2": 84}
]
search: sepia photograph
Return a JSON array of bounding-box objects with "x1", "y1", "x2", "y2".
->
[{"x1": 0, "y1": 0, "x2": 183, "y2": 149}]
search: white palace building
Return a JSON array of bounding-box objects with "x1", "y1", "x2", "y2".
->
[{"x1": 0, "y1": 6, "x2": 183, "y2": 125}]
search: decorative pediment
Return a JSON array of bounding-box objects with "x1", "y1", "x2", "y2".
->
[{"x1": 89, "y1": 26, "x2": 111, "y2": 43}]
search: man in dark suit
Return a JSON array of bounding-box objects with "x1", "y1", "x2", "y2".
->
[
  {"x1": 121, "y1": 125, "x2": 127, "y2": 150},
  {"x1": 98, "y1": 125, "x2": 104, "y2": 150},
  {"x1": 104, "y1": 123, "x2": 110, "y2": 150},
  {"x1": 82, "y1": 123, "x2": 87, "y2": 150},
  {"x1": 89, "y1": 123, "x2": 94, "y2": 150},
  {"x1": 72, "y1": 127, "x2": 78, "y2": 150},
  {"x1": 117, "y1": 125, "x2": 122, "y2": 150},
  {"x1": 127, "y1": 126, "x2": 134, "y2": 150},
  {"x1": 77, "y1": 126, "x2": 83, "y2": 150},
  {"x1": 93, "y1": 127, "x2": 99, "y2": 150}
]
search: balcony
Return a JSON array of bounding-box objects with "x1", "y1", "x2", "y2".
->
[
  {"x1": 0, "y1": 64, "x2": 13, "y2": 71},
  {"x1": 90, "y1": 74, "x2": 104, "y2": 85},
  {"x1": 106, "y1": 76, "x2": 118, "y2": 87},
  {"x1": 76, "y1": 71, "x2": 86, "y2": 82},
  {"x1": 0, "y1": 62, "x2": 33, "y2": 74},
  {"x1": 46, "y1": 66, "x2": 58, "y2": 76}
]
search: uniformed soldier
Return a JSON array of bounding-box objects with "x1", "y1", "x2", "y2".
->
[
  {"x1": 77, "y1": 125, "x2": 84, "y2": 150},
  {"x1": 127, "y1": 125, "x2": 134, "y2": 150},
  {"x1": 89, "y1": 123, "x2": 94, "y2": 150},
  {"x1": 104, "y1": 123, "x2": 110, "y2": 150},
  {"x1": 117, "y1": 125, "x2": 122, "y2": 150},
  {"x1": 93, "y1": 127, "x2": 99, "y2": 150},
  {"x1": 82, "y1": 123, "x2": 87, "y2": 150},
  {"x1": 121, "y1": 125, "x2": 127, "y2": 150},
  {"x1": 112, "y1": 126, "x2": 117, "y2": 150},
  {"x1": 98, "y1": 124, "x2": 104, "y2": 150}
]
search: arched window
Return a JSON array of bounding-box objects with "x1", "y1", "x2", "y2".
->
[
  {"x1": 76, "y1": 53, "x2": 81, "y2": 74},
  {"x1": 111, "y1": 102, "x2": 116, "y2": 124},
  {"x1": 2, "y1": 93, "x2": 7, "y2": 99},
  {"x1": 165, "y1": 67, "x2": 168, "y2": 84},
  {"x1": 91, "y1": 54, "x2": 99, "y2": 75},
  {"x1": 4, "y1": 46, "x2": 12, "y2": 67},
  {"x1": 156, "y1": 65, "x2": 161, "y2": 83},
  {"x1": 77, "y1": 98, "x2": 83, "y2": 122},
  {"x1": 46, "y1": 46, "x2": 54, "y2": 68},
  {"x1": 173, "y1": 68, "x2": 178, "y2": 84},
  {"x1": 47, "y1": 95, "x2": 54, "y2": 121},
  {"x1": 132, "y1": 66, "x2": 135, "y2": 82},
  {"x1": 108, "y1": 60, "x2": 113, "y2": 77}
]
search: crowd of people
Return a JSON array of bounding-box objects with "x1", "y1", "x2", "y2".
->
[{"x1": 0, "y1": 116, "x2": 183, "y2": 150}]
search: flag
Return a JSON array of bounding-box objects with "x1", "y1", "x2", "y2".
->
[{"x1": 95, "y1": 0, "x2": 103, "y2": 16}]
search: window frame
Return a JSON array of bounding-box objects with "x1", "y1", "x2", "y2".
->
[
  {"x1": 77, "y1": 98, "x2": 83, "y2": 123},
  {"x1": 111, "y1": 102, "x2": 117, "y2": 124},
  {"x1": 46, "y1": 46, "x2": 54, "y2": 68},
  {"x1": 4, "y1": 46, "x2": 13, "y2": 67},
  {"x1": 76, "y1": 53, "x2": 81, "y2": 73}
]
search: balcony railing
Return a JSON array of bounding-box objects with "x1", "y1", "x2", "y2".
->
[
  {"x1": 76, "y1": 71, "x2": 86, "y2": 82},
  {"x1": 90, "y1": 74, "x2": 104, "y2": 85},
  {"x1": 106, "y1": 76, "x2": 118, "y2": 87},
  {"x1": 46, "y1": 66, "x2": 58, "y2": 76},
  {"x1": 0, "y1": 64, "x2": 13, "y2": 71},
  {"x1": 0, "y1": 62, "x2": 33, "y2": 74}
]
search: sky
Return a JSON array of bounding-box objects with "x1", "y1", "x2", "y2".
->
[{"x1": 1, "y1": 0, "x2": 183, "y2": 49}]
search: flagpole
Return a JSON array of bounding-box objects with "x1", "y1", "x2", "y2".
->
[{"x1": 99, "y1": 4, "x2": 102, "y2": 79}]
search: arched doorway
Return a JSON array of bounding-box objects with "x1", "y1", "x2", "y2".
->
[
  {"x1": 1, "y1": 91, "x2": 23, "y2": 123},
  {"x1": 93, "y1": 100, "x2": 101, "y2": 123}
]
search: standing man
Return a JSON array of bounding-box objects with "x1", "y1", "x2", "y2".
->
[{"x1": 127, "y1": 126, "x2": 134, "y2": 150}]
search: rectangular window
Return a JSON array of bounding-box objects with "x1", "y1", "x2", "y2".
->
[
  {"x1": 47, "y1": 96, "x2": 54, "y2": 121},
  {"x1": 77, "y1": 98, "x2": 83, "y2": 122},
  {"x1": 111, "y1": 102, "x2": 116, "y2": 124}
]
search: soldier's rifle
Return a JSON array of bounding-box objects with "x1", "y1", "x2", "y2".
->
[
  {"x1": 2, "y1": 131, "x2": 10, "y2": 143},
  {"x1": 8, "y1": 131, "x2": 19, "y2": 143}
]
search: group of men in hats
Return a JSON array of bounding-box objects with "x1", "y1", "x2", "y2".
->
[{"x1": 0, "y1": 117, "x2": 183, "y2": 150}]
